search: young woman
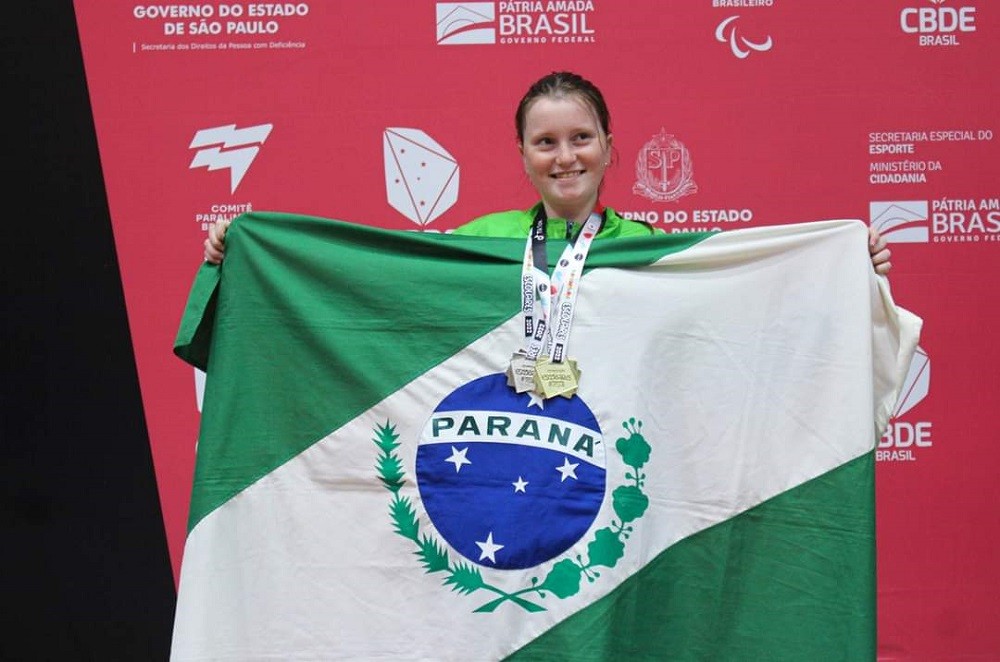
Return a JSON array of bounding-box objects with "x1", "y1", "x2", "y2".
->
[{"x1": 204, "y1": 71, "x2": 892, "y2": 273}]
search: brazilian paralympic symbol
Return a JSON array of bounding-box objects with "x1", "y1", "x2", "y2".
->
[{"x1": 374, "y1": 373, "x2": 652, "y2": 613}]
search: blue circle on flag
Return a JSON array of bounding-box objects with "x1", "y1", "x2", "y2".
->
[{"x1": 416, "y1": 373, "x2": 605, "y2": 570}]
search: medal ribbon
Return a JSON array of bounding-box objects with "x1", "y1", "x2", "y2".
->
[{"x1": 520, "y1": 207, "x2": 604, "y2": 363}]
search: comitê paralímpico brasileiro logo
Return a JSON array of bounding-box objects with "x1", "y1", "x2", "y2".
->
[{"x1": 374, "y1": 372, "x2": 652, "y2": 612}]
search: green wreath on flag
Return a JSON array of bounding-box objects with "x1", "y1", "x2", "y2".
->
[{"x1": 374, "y1": 417, "x2": 651, "y2": 613}]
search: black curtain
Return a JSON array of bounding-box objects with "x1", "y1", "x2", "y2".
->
[{"x1": 3, "y1": 2, "x2": 176, "y2": 659}]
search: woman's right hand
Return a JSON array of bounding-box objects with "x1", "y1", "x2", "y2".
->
[{"x1": 203, "y1": 219, "x2": 231, "y2": 264}]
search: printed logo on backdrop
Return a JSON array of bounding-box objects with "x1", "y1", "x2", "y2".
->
[
  {"x1": 878, "y1": 347, "x2": 932, "y2": 462},
  {"x1": 189, "y1": 123, "x2": 272, "y2": 230},
  {"x1": 130, "y1": 3, "x2": 310, "y2": 52},
  {"x1": 374, "y1": 373, "x2": 653, "y2": 612},
  {"x1": 632, "y1": 129, "x2": 698, "y2": 203},
  {"x1": 623, "y1": 129, "x2": 753, "y2": 234},
  {"x1": 383, "y1": 128, "x2": 459, "y2": 226},
  {"x1": 190, "y1": 123, "x2": 273, "y2": 194},
  {"x1": 899, "y1": 0, "x2": 977, "y2": 47},
  {"x1": 435, "y1": 1, "x2": 598, "y2": 46},
  {"x1": 867, "y1": 129, "x2": 992, "y2": 185},
  {"x1": 714, "y1": 15, "x2": 773, "y2": 59},
  {"x1": 437, "y1": 3, "x2": 496, "y2": 44},
  {"x1": 871, "y1": 199, "x2": 1000, "y2": 245},
  {"x1": 870, "y1": 201, "x2": 929, "y2": 243}
]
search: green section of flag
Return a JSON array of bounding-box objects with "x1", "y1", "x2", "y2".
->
[
  {"x1": 174, "y1": 212, "x2": 710, "y2": 531},
  {"x1": 507, "y1": 453, "x2": 876, "y2": 661}
]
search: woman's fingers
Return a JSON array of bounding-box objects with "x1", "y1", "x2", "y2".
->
[
  {"x1": 203, "y1": 219, "x2": 230, "y2": 264},
  {"x1": 868, "y1": 226, "x2": 892, "y2": 275}
]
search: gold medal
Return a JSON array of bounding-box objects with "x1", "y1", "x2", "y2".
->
[{"x1": 534, "y1": 357, "x2": 579, "y2": 399}]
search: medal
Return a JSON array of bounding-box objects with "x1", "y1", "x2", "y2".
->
[
  {"x1": 507, "y1": 351, "x2": 538, "y2": 393},
  {"x1": 534, "y1": 357, "x2": 579, "y2": 399},
  {"x1": 514, "y1": 206, "x2": 604, "y2": 400}
]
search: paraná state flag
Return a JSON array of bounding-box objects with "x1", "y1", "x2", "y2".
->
[{"x1": 171, "y1": 212, "x2": 920, "y2": 661}]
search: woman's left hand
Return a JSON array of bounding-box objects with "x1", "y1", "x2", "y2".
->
[{"x1": 868, "y1": 226, "x2": 891, "y2": 276}]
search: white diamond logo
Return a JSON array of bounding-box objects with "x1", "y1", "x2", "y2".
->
[{"x1": 383, "y1": 128, "x2": 459, "y2": 226}]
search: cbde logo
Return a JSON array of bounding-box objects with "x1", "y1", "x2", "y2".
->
[
  {"x1": 877, "y1": 346, "x2": 931, "y2": 462},
  {"x1": 899, "y1": 0, "x2": 977, "y2": 47}
]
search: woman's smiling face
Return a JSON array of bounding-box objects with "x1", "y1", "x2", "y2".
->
[{"x1": 518, "y1": 94, "x2": 612, "y2": 224}]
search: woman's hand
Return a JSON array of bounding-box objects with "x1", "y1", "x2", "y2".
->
[
  {"x1": 203, "y1": 219, "x2": 231, "y2": 265},
  {"x1": 868, "y1": 226, "x2": 891, "y2": 276}
]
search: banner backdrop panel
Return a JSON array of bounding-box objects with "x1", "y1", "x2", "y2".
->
[{"x1": 73, "y1": 1, "x2": 999, "y2": 658}]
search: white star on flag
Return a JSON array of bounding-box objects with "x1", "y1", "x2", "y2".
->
[
  {"x1": 556, "y1": 458, "x2": 579, "y2": 482},
  {"x1": 526, "y1": 392, "x2": 545, "y2": 409},
  {"x1": 512, "y1": 476, "x2": 529, "y2": 493},
  {"x1": 445, "y1": 446, "x2": 471, "y2": 473},
  {"x1": 476, "y1": 532, "x2": 504, "y2": 563}
]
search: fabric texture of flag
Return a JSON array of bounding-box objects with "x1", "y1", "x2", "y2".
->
[{"x1": 171, "y1": 212, "x2": 920, "y2": 661}]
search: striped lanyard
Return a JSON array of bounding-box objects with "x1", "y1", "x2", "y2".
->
[{"x1": 520, "y1": 207, "x2": 605, "y2": 363}]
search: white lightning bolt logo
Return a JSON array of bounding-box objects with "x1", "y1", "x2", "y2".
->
[{"x1": 189, "y1": 123, "x2": 273, "y2": 193}]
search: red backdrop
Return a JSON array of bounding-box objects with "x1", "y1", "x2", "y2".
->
[{"x1": 73, "y1": 1, "x2": 999, "y2": 657}]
